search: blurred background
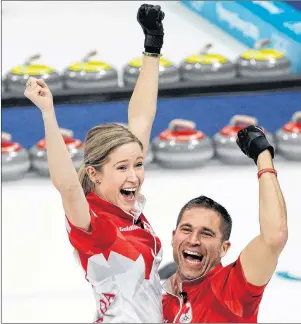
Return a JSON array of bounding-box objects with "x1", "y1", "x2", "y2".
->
[{"x1": 2, "y1": 1, "x2": 301, "y2": 323}]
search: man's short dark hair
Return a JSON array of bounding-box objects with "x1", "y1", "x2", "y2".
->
[{"x1": 176, "y1": 195, "x2": 232, "y2": 241}]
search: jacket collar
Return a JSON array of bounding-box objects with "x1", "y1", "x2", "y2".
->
[
  {"x1": 163, "y1": 263, "x2": 223, "y2": 296},
  {"x1": 86, "y1": 190, "x2": 145, "y2": 222}
]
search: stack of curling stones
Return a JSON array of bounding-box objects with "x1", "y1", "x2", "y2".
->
[
  {"x1": 213, "y1": 115, "x2": 275, "y2": 164},
  {"x1": 123, "y1": 56, "x2": 180, "y2": 86},
  {"x1": 180, "y1": 43, "x2": 236, "y2": 82},
  {"x1": 115, "y1": 122, "x2": 154, "y2": 166},
  {"x1": 29, "y1": 129, "x2": 84, "y2": 176},
  {"x1": 2, "y1": 132, "x2": 31, "y2": 181},
  {"x1": 275, "y1": 111, "x2": 301, "y2": 161},
  {"x1": 237, "y1": 39, "x2": 291, "y2": 78},
  {"x1": 152, "y1": 119, "x2": 214, "y2": 169},
  {"x1": 63, "y1": 50, "x2": 118, "y2": 89},
  {"x1": 5, "y1": 54, "x2": 63, "y2": 94}
]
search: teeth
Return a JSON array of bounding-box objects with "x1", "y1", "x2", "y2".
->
[
  {"x1": 184, "y1": 250, "x2": 202, "y2": 257},
  {"x1": 122, "y1": 188, "x2": 136, "y2": 192},
  {"x1": 186, "y1": 259, "x2": 201, "y2": 264}
]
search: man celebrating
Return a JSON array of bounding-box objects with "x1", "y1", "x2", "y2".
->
[{"x1": 162, "y1": 126, "x2": 288, "y2": 323}]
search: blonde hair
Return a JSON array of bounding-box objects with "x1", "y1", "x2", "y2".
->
[{"x1": 78, "y1": 123, "x2": 143, "y2": 196}]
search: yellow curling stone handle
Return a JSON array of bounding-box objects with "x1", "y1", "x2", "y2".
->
[
  {"x1": 241, "y1": 40, "x2": 284, "y2": 61},
  {"x1": 185, "y1": 54, "x2": 228, "y2": 64},
  {"x1": 11, "y1": 54, "x2": 55, "y2": 75},
  {"x1": 68, "y1": 50, "x2": 112, "y2": 72}
]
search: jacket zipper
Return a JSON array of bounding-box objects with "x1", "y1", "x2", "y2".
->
[{"x1": 173, "y1": 282, "x2": 184, "y2": 323}]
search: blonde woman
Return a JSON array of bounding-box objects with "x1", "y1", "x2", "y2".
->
[{"x1": 24, "y1": 4, "x2": 165, "y2": 322}]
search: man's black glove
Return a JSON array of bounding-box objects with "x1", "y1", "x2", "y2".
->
[
  {"x1": 236, "y1": 125, "x2": 274, "y2": 164},
  {"x1": 137, "y1": 4, "x2": 165, "y2": 54}
]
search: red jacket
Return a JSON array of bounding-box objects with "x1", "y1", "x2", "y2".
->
[
  {"x1": 66, "y1": 191, "x2": 163, "y2": 323},
  {"x1": 162, "y1": 257, "x2": 267, "y2": 323}
]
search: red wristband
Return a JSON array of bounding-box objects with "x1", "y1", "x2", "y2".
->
[{"x1": 257, "y1": 168, "x2": 277, "y2": 179}]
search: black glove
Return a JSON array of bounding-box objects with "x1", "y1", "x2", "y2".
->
[
  {"x1": 236, "y1": 125, "x2": 274, "y2": 164},
  {"x1": 137, "y1": 4, "x2": 165, "y2": 54}
]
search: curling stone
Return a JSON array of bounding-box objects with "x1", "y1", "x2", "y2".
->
[
  {"x1": 123, "y1": 56, "x2": 180, "y2": 87},
  {"x1": 2, "y1": 132, "x2": 31, "y2": 181},
  {"x1": 213, "y1": 115, "x2": 275, "y2": 164},
  {"x1": 63, "y1": 50, "x2": 118, "y2": 89},
  {"x1": 152, "y1": 119, "x2": 214, "y2": 169},
  {"x1": 180, "y1": 44, "x2": 236, "y2": 82},
  {"x1": 6, "y1": 54, "x2": 63, "y2": 94},
  {"x1": 275, "y1": 111, "x2": 301, "y2": 161},
  {"x1": 237, "y1": 39, "x2": 291, "y2": 78},
  {"x1": 30, "y1": 129, "x2": 84, "y2": 176}
]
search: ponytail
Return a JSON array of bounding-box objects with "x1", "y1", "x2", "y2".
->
[{"x1": 78, "y1": 164, "x2": 94, "y2": 196}]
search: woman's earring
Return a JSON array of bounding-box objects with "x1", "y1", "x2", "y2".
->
[{"x1": 96, "y1": 180, "x2": 100, "y2": 184}]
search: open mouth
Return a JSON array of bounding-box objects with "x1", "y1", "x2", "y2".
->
[
  {"x1": 120, "y1": 188, "x2": 137, "y2": 201},
  {"x1": 182, "y1": 250, "x2": 203, "y2": 264}
]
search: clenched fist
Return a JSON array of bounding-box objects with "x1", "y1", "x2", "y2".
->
[
  {"x1": 236, "y1": 125, "x2": 274, "y2": 164},
  {"x1": 137, "y1": 4, "x2": 165, "y2": 54},
  {"x1": 24, "y1": 77, "x2": 54, "y2": 112}
]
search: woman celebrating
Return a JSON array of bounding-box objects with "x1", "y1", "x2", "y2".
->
[{"x1": 24, "y1": 4, "x2": 165, "y2": 323}]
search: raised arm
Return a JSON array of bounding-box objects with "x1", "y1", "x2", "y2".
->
[
  {"x1": 128, "y1": 4, "x2": 164, "y2": 157},
  {"x1": 24, "y1": 78, "x2": 90, "y2": 230},
  {"x1": 128, "y1": 56, "x2": 159, "y2": 156},
  {"x1": 237, "y1": 126, "x2": 288, "y2": 286}
]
